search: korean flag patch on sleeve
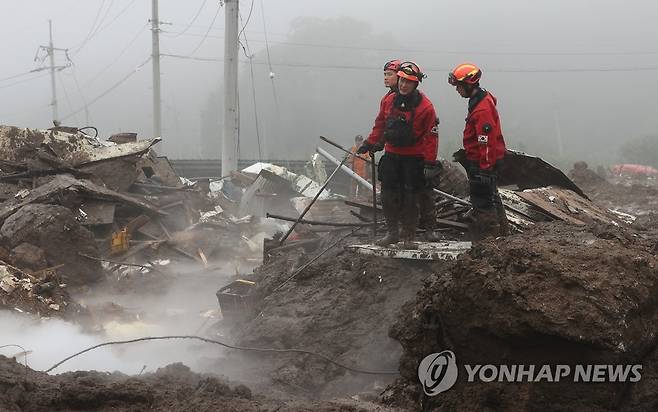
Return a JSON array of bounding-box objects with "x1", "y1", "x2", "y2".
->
[{"x1": 477, "y1": 135, "x2": 488, "y2": 144}]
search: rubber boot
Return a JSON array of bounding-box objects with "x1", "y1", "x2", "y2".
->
[
  {"x1": 469, "y1": 209, "x2": 499, "y2": 242},
  {"x1": 398, "y1": 191, "x2": 419, "y2": 250},
  {"x1": 418, "y1": 188, "x2": 441, "y2": 242},
  {"x1": 376, "y1": 188, "x2": 400, "y2": 246},
  {"x1": 494, "y1": 194, "x2": 511, "y2": 236}
]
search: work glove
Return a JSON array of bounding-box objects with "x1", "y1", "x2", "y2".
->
[
  {"x1": 356, "y1": 141, "x2": 373, "y2": 154},
  {"x1": 371, "y1": 141, "x2": 385, "y2": 152}
]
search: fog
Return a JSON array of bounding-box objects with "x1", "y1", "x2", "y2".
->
[{"x1": 1, "y1": 0, "x2": 657, "y2": 169}]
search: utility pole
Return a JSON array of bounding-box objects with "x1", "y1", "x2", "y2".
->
[
  {"x1": 222, "y1": 0, "x2": 239, "y2": 175},
  {"x1": 48, "y1": 20, "x2": 59, "y2": 124},
  {"x1": 35, "y1": 21, "x2": 70, "y2": 126},
  {"x1": 151, "y1": 0, "x2": 163, "y2": 141}
]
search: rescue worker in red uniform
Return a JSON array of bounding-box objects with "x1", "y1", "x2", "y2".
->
[
  {"x1": 358, "y1": 61, "x2": 439, "y2": 247},
  {"x1": 448, "y1": 63, "x2": 509, "y2": 238},
  {"x1": 383, "y1": 59, "x2": 401, "y2": 93}
]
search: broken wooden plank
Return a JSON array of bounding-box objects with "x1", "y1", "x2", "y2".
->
[{"x1": 346, "y1": 241, "x2": 472, "y2": 261}]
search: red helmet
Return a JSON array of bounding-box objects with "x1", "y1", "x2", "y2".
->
[
  {"x1": 448, "y1": 63, "x2": 482, "y2": 85},
  {"x1": 384, "y1": 59, "x2": 402, "y2": 72},
  {"x1": 397, "y1": 61, "x2": 425, "y2": 83}
]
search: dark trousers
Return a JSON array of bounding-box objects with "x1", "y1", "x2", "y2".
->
[{"x1": 378, "y1": 153, "x2": 425, "y2": 236}]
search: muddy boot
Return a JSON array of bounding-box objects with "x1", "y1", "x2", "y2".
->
[
  {"x1": 497, "y1": 207, "x2": 511, "y2": 236},
  {"x1": 376, "y1": 188, "x2": 400, "y2": 246},
  {"x1": 469, "y1": 209, "x2": 499, "y2": 242},
  {"x1": 418, "y1": 189, "x2": 440, "y2": 242},
  {"x1": 398, "y1": 192, "x2": 420, "y2": 249},
  {"x1": 375, "y1": 224, "x2": 399, "y2": 246},
  {"x1": 494, "y1": 193, "x2": 510, "y2": 237}
]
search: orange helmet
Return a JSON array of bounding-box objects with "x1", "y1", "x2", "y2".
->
[
  {"x1": 397, "y1": 61, "x2": 426, "y2": 83},
  {"x1": 448, "y1": 63, "x2": 482, "y2": 85},
  {"x1": 384, "y1": 59, "x2": 402, "y2": 72}
]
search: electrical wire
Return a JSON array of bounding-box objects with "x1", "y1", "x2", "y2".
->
[
  {"x1": 158, "y1": 30, "x2": 658, "y2": 57},
  {"x1": 71, "y1": 0, "x2": 107, "y2": 55},
  {"x1": 82, "y1": 23, "x2": 148, "y2": 87},
  {"x1": 0, "y1": 70, "x2": 41, "y2": 83},
  {"x1": 0, "y1": 71, "x2": 51, "y2": 90},
  {"x1": 239, "y1": 17, "x2": 262, "y2": 161},
  {"x1": 181, "y1": 4, "x2": 223, "y2": 58},
  {"x1": 57, "y1": 71, "x2": 80, "y2": 124},
  {"x1": 159, "y1": 54, "x2": 658, "y2": 73},
  {"x1": 90, "y1": 0, "x2": 115, "y2": 38},
  {"x1": 259, "y1": 0, "x2": 280, "y2": 144},
  {"x1": 237, "y1": 0, "x2": 255, "y2": 41},
  {"x1": 70, "y1": 67, "x2": 92, "y2": 124},
  {"x1": 44, "y1": 335, "x2": 399, "y2": 375},
  {"x1": 60, "y1": 56, "x2": 151, "y2": 121},
  {"x1": 171, "y1": 0, "x2": 208, "y2": 38},
  {"x1": 93, "y1": 0, "x2": 139, "y2": 38}
]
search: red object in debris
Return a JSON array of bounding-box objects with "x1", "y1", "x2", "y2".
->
[{"x1": 612, "y1": 164, "x2": 658, "y2": 177}]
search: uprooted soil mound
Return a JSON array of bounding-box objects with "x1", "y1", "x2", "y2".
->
[
  {"x1": 0, "y1": 356, "x2": 395, "y2": 412},
  {"x1": 387, "y1": 221, "x2": 658, "y2": 411},
  {"x1": 228, "y1": 232, "x2": 449, "y2": 400}
]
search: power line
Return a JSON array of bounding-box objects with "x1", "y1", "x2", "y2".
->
[
  {"x1": 82, "y1": 23, "x2": 148, "y2": 87},
  {"x1": 90, "y1": 0, "x2": 116, "y2": 38},
  {"x1": 159, "y1": 54, "x2": 658, "y2": 73},
  {"x1": 171, "y1": 0, "x2": 208, "y2": 38},
  {"x1": 239, "y1": 11, "x2": 262, "y2": 161},
  {"x1": 0, "y1": 71, "x2": 50, "y2": 90},
  {"x1": 159, "y1": 30, "x2": 658, "y2": 57},
  {"x1": 180, "y1": 4, "x2": 223, "y2": 58},
  {"x1": 60, "y1": 56, "x2": 151, "y2": 121},
  {"x1": 0, "y1": 70, "x2": 42, "y2": 83},
  {"x1": 238, "y1": 0, "x2": 255, "y2": 41},
  {"x1": 57, "y1": 71, "x2": 79, "y2": 124},
  {"x1": 71, "y1": 0, "x2": 139, "y2": 56},
  {"x1": 71, "y1": 0, "x2": 106, "y2": 55},
  {"x1": 259, "y1": 0, "x2": 280, "y2": 127}
]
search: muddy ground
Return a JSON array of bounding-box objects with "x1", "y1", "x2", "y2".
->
[
  {"x1": 2, "y1": 170, "x2": 658, "y2": 412},
  {"x1": 0, "y1": 356, "x2": 395, "y2": 411}
]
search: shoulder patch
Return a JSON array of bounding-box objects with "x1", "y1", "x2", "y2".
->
[
  {"x1": 430, "y1": 125, "x2": 439, "y2": 135},
  {"x1": 477, "y1": 135, "x2": 488, "y2": 144}
]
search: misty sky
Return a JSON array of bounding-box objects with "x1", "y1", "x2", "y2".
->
[{"x1": 1, "y1": 0, "x2": 657, "y2": 167}]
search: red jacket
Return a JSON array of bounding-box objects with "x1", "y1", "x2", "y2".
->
[
  {"x1": 367, "y1": 91, "x2": 438, "y2": 158},
  {"x1": 463, "y1": 90, "x2": 506, "y2": 170}
]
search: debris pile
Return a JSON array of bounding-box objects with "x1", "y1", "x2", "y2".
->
[
  {"x1": 0, "y1": 356, "x2": 393, "y2": 411},
  {"x1": 0, "y1": 125, "x2": 278, "y2": 318},
  {"x1": 386, "y1": 221, "x2": 658, "y2": 411}
]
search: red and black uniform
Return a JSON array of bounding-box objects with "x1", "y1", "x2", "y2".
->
[
  {"x1": 464, "y1": 89, "x2": 505, "y2": 170},
  {"x1": 366, "y1": 89, "x2": 438, "y2": 239},
  {"x1": 463, "y1": 88, "x2": 506, "y2": 210},
  {"x1": 366, "y1": 90, "x2": 437, "y2": 161}
]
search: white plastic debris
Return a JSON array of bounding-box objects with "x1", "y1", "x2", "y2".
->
[{"x1": 14, "y1": 189, "x2": 29, "y2": 199}]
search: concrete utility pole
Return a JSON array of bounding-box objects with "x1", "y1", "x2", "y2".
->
[
  {"x1": 48, "y1": 20, "x2": 59, "y2": 124},
  {"x1": 151, "y1": 0, "x2": 163, "y2": 140},
  {"x1": 222, "y1": 0, "x2": 239, "y2": 175}
]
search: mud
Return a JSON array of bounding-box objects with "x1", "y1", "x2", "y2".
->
[
  {"x1": 225, "y1": 231, "x2": 447, "y2": 401},
  {"x1": 0, "y1": 356, "x2": 397, "y2": 411},
  {"x1": 386, "y1": 221, "x2": 658, "y2": 411}
]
